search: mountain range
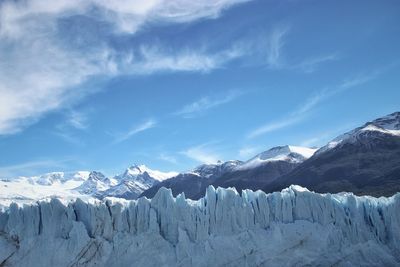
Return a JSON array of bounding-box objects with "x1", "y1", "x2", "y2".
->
[
  {"x1": 1, "y1": 112, "x2": 399, "y2": 205},
  {"x1": 142, "y1": 111, "x2": 400, "y2": 199}
]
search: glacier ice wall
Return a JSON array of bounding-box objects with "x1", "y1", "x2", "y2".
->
[{"x1": 0, "y1": 185, "x2": 399, "y2": 267}]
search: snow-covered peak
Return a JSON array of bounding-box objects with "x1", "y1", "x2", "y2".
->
[
  {"x1": 122, "y1": 164, "x2": 178, "y2": 182},
  {"x1": 87, "y1": 171, "x2": 108, "y2": 182},
  {"x1": 368, "y1": 111, "x2": 400, "y2": 131},
  {"x1": 100, "y1": 165, "x2": 178, "y2": 199},
  {"x1": 191, "y1": 160, "x2": 243, "y2": 178},
  {"x1": 74, "y1": 171, "x2": 111, "y2": 195},
  {"x1": 256, "y1": 145, "x2": 317, "y2": 161},
  {"x1": 318, "y1": 112, "x2": 400, "y2": 154},
  {"x1": 238, "y1": 145, "x2": 317, "y2": 170},
  {"x1": 2, "y1": 171, "x2": 91, "y2": 186}
]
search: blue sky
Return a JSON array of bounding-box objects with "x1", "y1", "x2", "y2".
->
[{"x1": 0, "y1": 0, "x2": 399, "y2": 177}]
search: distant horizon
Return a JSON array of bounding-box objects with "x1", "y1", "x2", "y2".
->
[
  {"x1": 1, "y1": 0, "x2": 399, "y2": 177},
  {"x1": 1, "y1": 110, "x2": 398, "y2": 178}
]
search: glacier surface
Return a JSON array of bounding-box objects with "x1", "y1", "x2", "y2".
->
[{"x1": 0, "y1": 185, "x2": 399, "y2": 267}]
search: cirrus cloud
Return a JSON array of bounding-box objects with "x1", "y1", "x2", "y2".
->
[{"x1": 0, "y1": 0, "x2": 251, "y2": 135}]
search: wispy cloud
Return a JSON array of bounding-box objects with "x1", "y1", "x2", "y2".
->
[
  {"x1": 292, "y1": 89, "x2": 330, "y2": 116},
  {"x1": 66, "y1": 110, "x2": 89, "y2": 130},
  {"x1": 158, "y1": 153, "x2": 178, "y2": 164},
  {"x1": 261, "y1": 25, "x2": 336, "y2": 73},
  {"x1": 53, "y1": 130, "x2": 85, "y2": 146},
  {"x1": 339, "y1": 71, "x2": 380, "y2": 89},
  {"x1": 112, "y1": 119, "x2": 157, "y2": 144},
  {"x1": 51, "y1": 110, "x2": 90, "y2": 145},
  {"x1": 238, "y1": 146, "x2": 260, "y2": 159},
  {"x1": 174, "y1": 90, "x2": 243, "y2": 118},
  {"x1": 128, "y1": 45, "x2": 244, "y2": 74},
  {"x1": 181, "y1": 143, "x2": 221, "y2": 164},
  {"x1": 266, "y1": 25, "x2": 290, "y2": 68},
  {"x1": 0, "y1": 158, "x2": 73, "y2": 178},
  {"x1": 247, "y1": 116, "x2": 304, "y2": 139},
  {"x1": 295, "y1": 54, "x2": 339, "y2": 73},
  {"x1": 247, "y1": 69, "x2": 383, "y2": 139},
  {"x1": 299, "y1": 137, "x2": 323, "y2": 148},
  {"x1": 299, "y1": 123, "x2": 359, "y2": 147},
  {"x1": 0, "y1": 0, "x2": 251, "y2": 135}
]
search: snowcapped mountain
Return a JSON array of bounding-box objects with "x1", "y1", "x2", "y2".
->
[
  {"x1": 0, "y1": 165, "x2": 178, "y2": 205},
  {"x1": 2, "y1": 111, "x2": 400, "y2": 204},
  {"x1": 237, "y1": 145, "x2": 317, "y2": 170},
  {"x1": 115, "y1": 164, "x2": 178, "y2": 182},
  {"x1": 210, "y1": 145, "x2": 317, "y2": 195},
  {"x1": 191, "y1": 160, "x2": 243, "y2": 178},
  {"x1": 141, "y1": 160, "x2": 243, "y2": 199},
  {"x1": 75, "y1": 171, "x2": 114, "y2": 196},
  {"x1": 0, "y1": 171, "x2": 92, "y2": 206},
  {"x1": 267, "y1": 112, "x2": 400, "y2": 197},
  {"x1": 318, "y1": 111, "x2": 400, "y2": 154},
  {"x1": 0, "y1": 171, "x2": 90, "y2": 185},
  {"x1": 142, "y1": 146, "x2": 317, "y2": 200},
  {"x1": 101, "y1": 165, "x2": 178, "y2": 199},
  {"x1": 1, "y1": 186, "x2": 399, "y2": 266}
]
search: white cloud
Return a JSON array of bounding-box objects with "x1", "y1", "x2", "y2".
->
[
  {"x1": 158, "y1": 153, "x2": 178, "y2": 164},
  {"x1": 293, "y1": 70, "x2": 380, "y2": 117},
  {"x1": 292, "y1": 89, "x2": 330, "y2": 116},
  {"x1": 339, "y1": 71, "x2": 379, "y2": 89},
  {"x1": 295, "y1": 54, "x2": 338, "y2": 73},
  {"x1": 123, "y1": 45, "x2": 244, "y2": 75},
  {"x1": 0, "y1": 0, "x2": 250, "y2": 135},
  {"x1": 247, "y1": 68, "x2": 384, "y2": 139},
  {"x1": 266, "y1": 25, "x2": 290, "y2": 68},
  {"x1": 299, "y1": 137, "x2": 323, "y2": 147},
  {"x1": 0, "y1": 159, "x2": 72, "y2": 178},
  {"x1": 247, "y1": 116, "x2": 303, "y2": 139},
  {"x1": 0, "y1": 0, "x2": 251, "y2": 37},
  {"x1": 113, "y1": 119, "x2": 157, "y2": 144},
  {"x1": 67, "y1": 111, "x2": 89, "y2": 130},
  {"x1": 174, "y1": 90, "x2": 243, "y2": 118},
  {"x1": 238, "y1": 146, "x2": 260, "y2": 159},
  {"x1": 181, "y1": 143, "x2": 221, "y2": 164}
]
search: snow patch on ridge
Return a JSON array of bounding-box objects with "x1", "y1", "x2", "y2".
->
[
  {"x1": 238, "y1": 145, "x2": 317, "y2": 170},
  {"x1": 318, "y1": 112, "x2": 400, "y2": 154},
  {"x1": 122, "y1": 164, "x2": 178, "y2": 182}
]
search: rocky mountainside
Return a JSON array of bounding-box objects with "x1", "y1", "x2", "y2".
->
[
  {"x1": 211, "y1": 146, "x2": 317, "y2": 194},
  {"x1": 75, "y1": 171, "x2": 115, "y2": 196},
  {"x1": 266, "y1": 112, "x2": 400, "y2": 196},
  {"x1": 101, "y1": 165, "x2": 178, "y2": 199},
  {"x1": 141, "y1": 146, "x2": 317, "y2": 200},
  {"x1": 141, "y1": 160, "x2": 242, "y2": 199}
]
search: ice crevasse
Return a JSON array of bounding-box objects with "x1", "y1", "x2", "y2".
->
[{"x1": 0, "y1": 185, "x2": 399, "y2": 267}]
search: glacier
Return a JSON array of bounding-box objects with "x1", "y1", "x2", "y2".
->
[{"x1": 0, "y1": 185, "x2": 399, "y2": 267}]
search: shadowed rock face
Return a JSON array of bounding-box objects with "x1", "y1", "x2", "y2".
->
[
  {"x1": 142, "y1": 161, "x2": 298, "y2": 200},
  {"x1": 144, "y1": 132, "x2": 400, "y2": 199},
  {"x1": 141, "y1": 161, "x2": 244, "y2": 200},
  {"x1": 211, "y1": 160, "x2": 299, "y2": 193},
  {"x1": 141, "y1": 173, "x2": 210, "y2": 200},
  {"x1": 1, "y1": 186, "x2": 400, "y2": 267},
  {"x1": 260, "y1": 113, "x2": 400, "y2": 197},
  {"x1": 267, "y1": 133, "x2": 400, "y2": 197},
  {"x1": 143, "y1": 113, "x2": 400, "y2": 200},
  {"x1": 141, "y1": 150, "x2": 307, "y2": 200}
]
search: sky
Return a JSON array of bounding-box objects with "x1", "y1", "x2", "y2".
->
[{"x1": 0, "y1": 0, "x2": 399, "y2": 177}]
